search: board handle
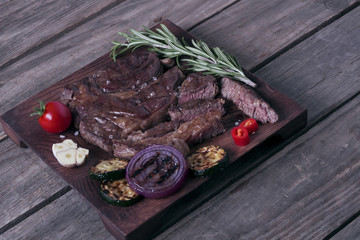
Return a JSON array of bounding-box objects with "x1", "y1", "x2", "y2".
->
[{"x1": 0, "y1": 117, "x2": 27, "y2": 148}]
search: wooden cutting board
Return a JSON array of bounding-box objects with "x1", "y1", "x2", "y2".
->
[{"x1": 0, "y1": 19, "x2": 307, "y2": 240}]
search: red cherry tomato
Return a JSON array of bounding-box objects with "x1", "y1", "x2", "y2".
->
[
  {"x1": 239, "y1": 118, "x2": 259, "y2": 134},
  {"x1": 31, "y1": 101, "x2": 72, "y2": 133},
  {"x1": 231, "y1": 126, "x2": 250, "y2": 146}
]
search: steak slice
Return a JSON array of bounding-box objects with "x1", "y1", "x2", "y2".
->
[
  {"x1": 127, "y1": 66, "x2": 185, "y2": 129},
  {"x1": 79, "y1": 116, "x2": 120, "y2": 152},
  {"x1": 169, "y1": 110, "x2": 225, "y2": 145},
  {"x1": 92, "y1": 49, "x2": 163, "y2": 96},
  {"x1": 62, "y1": 65, "x2": 184, "y2": 154},
  {"x1": 178, "y1": 73, "x2": 218, "y2": 103},
  {"x1": 168, "y1": 98, "x2": 225, "y2": 122},
  {"x1": 113, "y1": 137, "x2": 190, "y2": 160},
  {"x1": 221, "y1": 77, "x2": 279, "y2": 123},
  {"x1": 113, "y1": 110, "x2": 225, "y2": 159},
  {"x1": 127, "y1": 120, "x2": 181, "y2": 142}
]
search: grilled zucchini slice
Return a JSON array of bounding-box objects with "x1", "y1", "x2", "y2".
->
[
  {"x1": 187, "y1": 145, "x2": 228, "y2": 177},
  {"x1": 89, "y1": 158, "x2": 128, "y2": 181},
  {"x1": 100, "y1": 179, "x2": 142, "y2": 206}
]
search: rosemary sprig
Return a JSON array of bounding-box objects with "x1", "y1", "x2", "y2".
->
[{"x1": 111, "y1": 24, "x2": 256, "y2": 87}]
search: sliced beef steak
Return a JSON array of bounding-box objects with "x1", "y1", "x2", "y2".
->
[
  {"x1": 113, "y1": 110, "x2": 225, "y2": 159},
  {"x1": 127, "y1": 120, "x2": 181, "y2": 142},
  {"x1": 113, "y1": 137, "x2": 190, "y2": 160},
  {"x1": 221, "y1": 77, "x2": 278, "y2": 123},
  {"x1": 79, "y1": 117, "x2": 119, "y2": 152},
  {"x1": 92, "y1": 49, "x2": 163, "y2": 96},
  {"x1": 169, "y1": 110, "x2": 225, "y2": 145},
  {"x1": 178, "y1": 73, "x2": 218, "y2": 103},
  {"x1": 61, "y1": 54, "x2": 184, "y2": 154},
  {"x1": 168, "y1": 98, "x2": 225, "y2": 122}
]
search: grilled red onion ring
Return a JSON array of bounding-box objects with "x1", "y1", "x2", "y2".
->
[{"x1": 126, "y1": 145, "x2": 188, "y2": 198}]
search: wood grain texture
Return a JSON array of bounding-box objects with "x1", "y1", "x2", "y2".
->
[
  {"x1": 0, "y1": 0, "x2": 120, "y2": 68},
  {"x1": 157, "y1": 83, "x2": 360, "y2": 240},
  {"x1": 189, "y1": 0, "x2": 359, "y2": 70},
  {"x1": 0, "y1": 191, "x2": 116, "y2": 240},
  {"x1": 0, "y1": 20, "x2": 306, "y2": 240},
  {"x1": 0, "y1": 138, "x2": 67, "y2": 229},
  {"x1": 332, "y1": 215, "x2": 360, "y2": 240},
  {"x1": 255, "y1": 6, "x2": 360, "y2": 123},
  {"x1": 0, "y1": 0, "x2": 235, "y2": 115}
]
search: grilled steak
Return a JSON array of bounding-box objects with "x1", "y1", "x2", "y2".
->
[
  {"x1": 92, "y1": 49, "x2": 163, "y2": 97},
  {"x1": 169, "y1": 110, "x2": 225, "y2": 145},
  {"x1": 113, "y1": 137, "x2": 190, "y2": 160},
  {"x1": 79, "y1": 117, "x2": 118, "y2": 152},
  {"x1": 221, "y1": 77, "x2": 278, "y2": 123},
  {"x1": 178, "y1": 73, "x2": 218, "y2": 103},
  {"x1": 61, "y1": 55, "x2": 184, "y2": 153},
  {"x1": 113, "y1": 110, "x2": 225, "y2": 159},
  {"x1": 168, "y1": 98, "x2": 225, "y2": 122},
  {"x1": 127, "y1": 120, "x2": 181, "y2": 142}
]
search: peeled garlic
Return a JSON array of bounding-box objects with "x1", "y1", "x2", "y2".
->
[{"x1": 52, "y1": 139, "x2": 89, "y2": 168}]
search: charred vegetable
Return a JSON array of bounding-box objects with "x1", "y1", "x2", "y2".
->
[
  {"x1": 187, "y1": 145, "x2": 228, "y2": 177},
  {"x1": 100, "y1": 179, "x2": 142, "y2": 206},
  {"x1": 90, "y1": 158, "x2": 128, "y2": 181},
  {"x1": 126, "y1": 145, "x2": 188, "y2": 198}
]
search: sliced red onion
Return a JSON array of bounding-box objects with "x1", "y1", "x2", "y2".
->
[{"x1": 126, "y1": 145, "x2": 188, "y2": 198}]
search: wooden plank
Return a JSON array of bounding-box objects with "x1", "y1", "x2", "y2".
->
[
  {"x1": 0, "y1": 1, "x2": 357, "y2": 239},
  {"x1": 189, "y1": 0, "x2": 359, "y2": 70},
  {"x1": 255, "y1": 6, "x2": 360, "y2": 123},
  {"x1": 0, "y1": 20, "x2": 307, "y2": 240},
  {"x1": 156, "y1": 7, "x2": 360, "y2": 240},
  {"x1": 0, "y1": 190, "x2": 116, "y2": 240},
  {"x1": 0, "y1": 0, "x2": 235, "y2": 115},
  {"x1": 0, "y1": 138, "x2": 67, "y2": 229},
  {"x1": 0, "y1": 0, "x2": 120, "y2": 68},
  {"x1": 156, "y1": 86, "x2": 360, "y2": 240},
  {"x1": 332, "y1": 216, "x2": 360, "y2": 240}
]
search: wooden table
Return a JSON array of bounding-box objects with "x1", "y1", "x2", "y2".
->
[{"x1": 1, "y1": 0, "x2": 360, "y2": 239}]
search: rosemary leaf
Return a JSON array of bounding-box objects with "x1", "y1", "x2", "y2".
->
[{"x1": 111, "y1": 24, "x2": 256, "y2": 87}]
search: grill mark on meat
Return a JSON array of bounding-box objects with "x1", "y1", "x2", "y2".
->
[
  {"x1": 221, "y1": 77, "x2": 278, "y2": 123},
  {"x1": 61, "y1": 56, "x2": 184, "y2": 153},
  {"x1": 169, "y1": 98, "x2": 225, "y2": 122},
  {"x1": 113, "y1": 111, "x2": 225, "y2": 159},
  {"x1": 93, "y1": 49, "x2": 163, "y2": 95},
  {"x1": 127, "y1": 120, "x2": 180, "y2": 142},
  {"x1": 169, "y1": 110, "x2": 225, "y2": 145},
  {"x1": 178, "y1": 73, "x2": 218, "y2": 103}
]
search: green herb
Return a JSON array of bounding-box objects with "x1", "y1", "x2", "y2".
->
[
  {"x1": 111, "y1": 24, "x2": 256, "y2": 87},
  {"x1": 30, "y1": 100, "x2": 46, "y2": 118}
]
